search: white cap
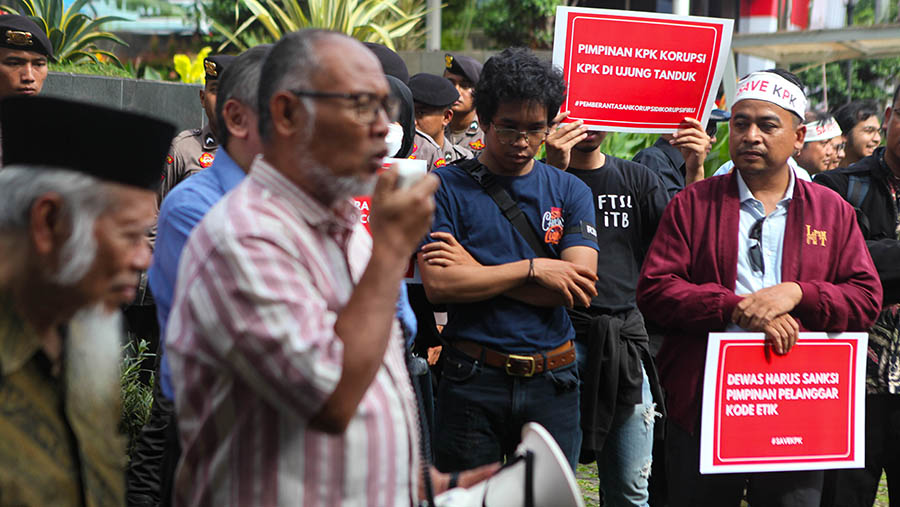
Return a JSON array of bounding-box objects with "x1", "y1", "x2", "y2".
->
[{"x1": 733, "y1": 71, "x2": 807, "y2": 120}]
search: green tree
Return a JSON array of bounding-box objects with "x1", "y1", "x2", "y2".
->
[
  {"x1": 482, "y1": 0, "x2": 568, "y2": 49},
  {"x1": 209, "y1": 0, "x2": 427, "y2": 52},
  {"x1": 794, "y1": 0, "x2": 900, "y2": 110}
]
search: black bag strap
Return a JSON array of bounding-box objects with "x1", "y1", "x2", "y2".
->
[{"x1": 457, "y1": 159, "x2": 554, "y2": 258}]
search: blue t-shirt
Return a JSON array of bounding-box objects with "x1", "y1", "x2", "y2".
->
[{"x1": 428, "y1": 160, "x2": 598, "y2": 353}]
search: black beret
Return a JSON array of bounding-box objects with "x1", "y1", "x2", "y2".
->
[
  {"x1": 408, "y1": 73, "x2": 459, "y2": 108},
  {"x1": 1, "y1": 96, "x2": 175, "y2": 190},
  {"x1": 0, "y1": 15, "x2": 52, "y2": 58},
  {"x1": 363, "y1": 42, "x2": 409, "y2": 84},
  {"x1": 204, "y1": 55, "x2": 237, "y2": 81},
  {"x1": 444, "y1": 53, "x2": 482, "y2": 85}
]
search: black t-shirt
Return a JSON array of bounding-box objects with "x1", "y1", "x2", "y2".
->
[{"x1": 567, "y1": 155, "x2": 669, "y2": 314}]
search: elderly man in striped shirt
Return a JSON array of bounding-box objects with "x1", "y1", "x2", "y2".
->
[{"x1": 165, "y1": 30, "x2": 494, "y2": 506}]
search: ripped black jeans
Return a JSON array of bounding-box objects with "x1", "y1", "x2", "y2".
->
[{"x1": 433, "y1": 346, "x2": 581, "y2": 472}]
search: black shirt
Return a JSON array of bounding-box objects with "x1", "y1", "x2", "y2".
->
[
  {"x1": 567, "y1": 155, "x2": 669, "y2": 314},
  {"x1": 633, "y1": 136, "x2": 685, "y2": 200}
]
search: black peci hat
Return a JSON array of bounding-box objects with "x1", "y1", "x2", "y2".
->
[
  {"x1": 1, "y1": 96, "x2": 175, "y2": 190},
  {"x1": 408, "y1": 73, "x2": 459, "y2": 108},
  {"x1": 204, "y1": 55, "x2": 237, "y2": 81},
  {"x1": 0, "y1": 14, "x2": 52, "y2": 58},
  {"x1": 364, "y1": 42, "x2": 409, "y2": 84},
  {"x1": 444, "y1": 53, "x2": 482, "y2": 85}
]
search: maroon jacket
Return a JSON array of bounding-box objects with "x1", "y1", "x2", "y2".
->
[{"x1": 636, "y1": 171, "x2": 882, "y2": 433}]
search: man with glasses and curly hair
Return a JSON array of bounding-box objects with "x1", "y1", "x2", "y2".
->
[
  {"x1": 636, "y1": 69, "x2": 881, "y2": 506},
  {"x1": 418, "y1": 47, "x2": 599, "y2": 472}
]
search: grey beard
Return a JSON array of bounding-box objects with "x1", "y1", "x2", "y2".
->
[{"x1": 305, "y1": 162, "x2": 376, "y2": 205}]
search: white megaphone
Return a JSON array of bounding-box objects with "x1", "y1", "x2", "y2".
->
[{"x1": 433, "y1": 423, "x2": 586, "y2": 507}]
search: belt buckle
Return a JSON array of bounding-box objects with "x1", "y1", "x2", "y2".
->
[{"x1": 505, "y1": 354, "x2": 536, "y2": 377}]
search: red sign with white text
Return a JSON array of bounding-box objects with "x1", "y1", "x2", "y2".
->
[
  {"x1": 352, "y1": 161, "x2": 419, "y2": 281},
  {"x1": 551, "y1": 8, "x2": 733, "y2": 133},
  {"x1": 700, "y1": 333, "x2": 867, "y2": 474}
]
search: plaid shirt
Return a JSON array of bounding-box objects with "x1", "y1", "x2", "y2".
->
[{"x1": 167, "y1": 157, "x2": 420, "y2": 506}]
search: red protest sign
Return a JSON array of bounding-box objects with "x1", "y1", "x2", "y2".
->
[
  {"x1": 700, "y1": 333, "x2": 867, "y2": 474},
  {"x1": 551, "y1": 8, "x2": 733, "y2": 133},
  {"x1": 353, "y1": 159, "x2": 421, "y2": 282}
]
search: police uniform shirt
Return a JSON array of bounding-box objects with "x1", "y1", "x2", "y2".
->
[
  {"x1": 412, "y1": 130, "x2": 473, "y2": 171},
  {"x1": 161, "y1": 124, "x2": 218, "y2": 201},
  {"x1": 446, "y1": 120, "x2": 485, "y2": 153}
]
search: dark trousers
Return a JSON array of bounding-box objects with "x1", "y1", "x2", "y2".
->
[
  {"x1": 126, "y1": 379, "x2": 180, "y2": 507},
  {"x1": 821, "y1": 393, "x2": 900, "y2": 507},
  {"x1": 433, "y1": 346, "x2": 581, "y2": 472},
  {"x1": 666, "y1": 420, "x2": 823, "y2": 507}
]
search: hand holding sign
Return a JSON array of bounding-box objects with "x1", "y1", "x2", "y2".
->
[
  {"x1": 546, "y1": 111, "x2": 589, "y2": 170},
  {"x1": 732, "y1": 282, "x2": 804, "y2": 354},
  {"x1": 670, "y1": 117, "x2": 712, "y2": 183}
]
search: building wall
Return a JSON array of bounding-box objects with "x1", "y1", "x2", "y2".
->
[{"x1": 42, "y1": 72, "x2": 205, "y2": 133}]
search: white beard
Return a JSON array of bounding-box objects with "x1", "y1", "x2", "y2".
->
[{"x1": 64, "y1": 305, "x2": 123, "y2": 410}]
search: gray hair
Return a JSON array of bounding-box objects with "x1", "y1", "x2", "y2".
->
[
  {"x1": 257, "y1": 29, "x2": 338, "y2": 141},
  {"x1": 215, "y1": 44, "x2": 273, "y2": 147},
  {"x1": 0, "y1": 167, "x2": 110, "y2": 284}
]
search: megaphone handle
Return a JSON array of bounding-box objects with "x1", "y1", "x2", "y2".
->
[
  {"x1": 411, "y1": 363, "x2": 436, "y2": 506},
  {"x1": 524, "y1": 450, "x2": 535, "y2": 507}
]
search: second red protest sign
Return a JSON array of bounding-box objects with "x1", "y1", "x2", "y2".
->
[{"x1": 700, "y1": 333, "x2": 867, "y2": 474}]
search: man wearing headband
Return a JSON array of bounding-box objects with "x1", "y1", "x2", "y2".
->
[
  {"x1": 815, "y1": 83, "x2": 900, "y2": 507},
  {"x1": 795, "y1": 112, "x2": 842, "y2": 176},
  {"x1": 637, "y1": 69, "x2": 881, "y2": 506}
]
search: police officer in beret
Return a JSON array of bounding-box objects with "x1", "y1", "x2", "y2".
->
[
  {"x1": 443, "y1": 53, "x2": 485, "y2": 153},
  {"x1": 160, "y1": 54, "x2": 236, "y2": 201},
  {"x1": 409, "y1": 72, "x2": 473, "y2": 170},
  {"x1": 0, "y1": 14, "x2": 52, "y2": 99}
]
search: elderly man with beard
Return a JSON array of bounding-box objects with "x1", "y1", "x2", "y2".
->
[
  {"x1": 166, "y1": 30, "x2": 494, "y2": 506},
  {"x1": 637, "y1": 69, "x2": 881, "y2": 506},
  {"x1": 0, "y1": 96, "x2": 173, "y2": 506}
]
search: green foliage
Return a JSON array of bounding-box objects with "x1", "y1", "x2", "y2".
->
[
  {"x1": 599, "y1": 131, "x2": 656, "y2": 160},
  {"x1": 209, "y1": 0, "x2": 428, "y2": 52},
  {"x1": 795, "y1": 58, "x2": 899, "y2": 110},
  {"x1": 173, "y1": 46, "x2": 211, "y2": 84},
  {"x1": 703, "y1": 122, "x2": 731, "y2": 177},
  {"x1": 120, "y1": 338, "x2": 155, "y2": 455},
  {"x1": 441, "y1": 0, "x2": 478, "y2": 51},
  {"x1": 0, "y1": 0, "x2": 128, "y2": 66},
  {"x1": 49, "y1": 60, "x2": 134, "y2": 77},
  {"x1": 481, "y1": 0, "x2": 559, "y2": 49}
]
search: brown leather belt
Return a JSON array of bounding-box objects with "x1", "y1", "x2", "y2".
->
[{"x1": 450, "y1": 340, "x2": 576, "y2": 377}]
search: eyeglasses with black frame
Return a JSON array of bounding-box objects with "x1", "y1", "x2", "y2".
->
[
  {"x1": 491, "y1": 123, "x2": 549, "y2": 146},
  {"x1": 289, "y1": 90, "x2": 400, "y2": 124},
  {"x1": 748, "y1": 217, "x2": 765, "y2": 274}
]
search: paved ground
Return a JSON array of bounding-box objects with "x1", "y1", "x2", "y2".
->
[{"x1": 576, "y1": 465, "x2": 890, "y2": 506}]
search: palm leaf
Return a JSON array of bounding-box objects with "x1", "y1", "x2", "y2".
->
[{"x1": 210, "y1": 18, "x2": 249, "y2": 52}]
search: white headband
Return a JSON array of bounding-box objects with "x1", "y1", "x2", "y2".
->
[
  {"x1": 733, "y1": 71, "x2": 807, "y2": 120},
  {"x1": 804, "y1": 117, "x2": 842, "y2": 142}
]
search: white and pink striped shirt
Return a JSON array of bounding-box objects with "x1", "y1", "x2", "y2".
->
[{"x1": 166, "y1": 157, "x2": 421, "y2": 506}]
